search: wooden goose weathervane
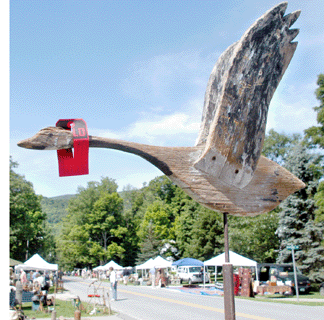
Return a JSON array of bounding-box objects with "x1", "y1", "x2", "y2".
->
[{"x1": 18, "y1": 2, "x2": 305, "y2": 217}]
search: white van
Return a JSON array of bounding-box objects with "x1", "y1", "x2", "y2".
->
[{"x1": 177, "y1": 266, "x2": 209, "y2": 284}]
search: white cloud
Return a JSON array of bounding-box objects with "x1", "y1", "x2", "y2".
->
[
  {"x1": 89, "y1": 128, "x2": 122, "y2": 140},
  {"x1": 121, "y1": 49, "x2": 220, "y2": 101},
  {"x1": 267, "y1": 102, "x2": 317, "y2": 134},
  {"x1": 267, "y1": 80, "x2": 318, "y2": 134},
  {"x1": 91, "y1": 82, "x2": 205, "y2": 146},
  {"x1": 126, "y1": 113, "x2": 200, "y2": 144},
  {"x1": 90, "y1": 109, "x2": 201, "y2": 147}
]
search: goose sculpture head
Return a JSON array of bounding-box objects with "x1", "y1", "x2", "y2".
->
[{"x1": 18, "y1": 2, "x2": 305, "y2": 217}]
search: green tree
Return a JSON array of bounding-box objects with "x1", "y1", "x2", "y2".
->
[
  {"x1": 276, "y1": 144, "x2": 324, "y2": 282},
  {"x1": 172, "y1": 188, "x2": 224, "y2": 260},
  {"x1": 56, "y1": 177, "x2": 127, "y2": 269},
  {"x1": 262, "y1": 129, "x2": 301, "y2": 164},
  {"x1": 120, "y1": 185, "x2": 142, "y2": 266},
  {"x1": 89, "y1": 193, "x2": 124, "y2": 250},
  {"x1": 314, "y1": 181, "x2": 324, "y2": 224},
  {"x1": 66, "y1": 177, "x2": 118, "y2": 224},
  {"x1": 229, "y1": 211, "x2": 280, "y2": 262},
  {"x1": 173, "y1": 192, "x2": 200, "y2": 258},
  {"x1": 136, "y1": 222, "x2": 162, "y2": 264},
  {"x1": 57, "y1": 225, "x2": 90, "y2": 269},
  {"x1": 147, "y1": 176, "x2": 177, "y2": 204},
  {"x1": 134, "y1": 177, "x2": 181, "y2": 262},
  {"x1": 137, "y1": 201, "x2": 172, "y2": 245},
  {"x1": 304, "y1": 74, "x2": 324, "y2": 229},
  {"x1": 89, "y1": 192, "x2": 126, "y2": 264},
  {"x1": 10, "y1": 158, "x2": 49, "y2": 261},
  {"x1": 189, "y1": 208, "x2": 223, "y2": 261},
  {"x1": 304, "y1": 74, "x2": 324, "y2": 148}
]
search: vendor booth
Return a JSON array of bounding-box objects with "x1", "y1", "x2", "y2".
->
[
  {"x1": 136, "y1": 258, "x2": 154, "y2": 280},
  {"x1": 136, "y1": 256, "x2": 171, "y2": 270},
  {"x1": 99, "y1": 260, "x2": 123, "y2": 271},
  {"x1": 136, "y1": 256, "x2": 172, "y2": 286},
  {"x1": 204, "y1": 251, "x2": 258, "y2": 296},
  {"x1": 152, "y1": 256, "x2": 172, "y2": 287},
  {"x1": 204, "y1": 251, "x2": 258, "y2": 269},
  {"x1": 94, "y1": 260, "x2": 124, "y2": 280},
  {"x1": 15, "y1": 254, "x2": 58, "y2": 271},
  {"x1": 11, "y1": 254, "x2": 58, "y2": 312}
]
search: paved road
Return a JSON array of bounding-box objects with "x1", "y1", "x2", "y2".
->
[{"x1": 62, "y1": 277, "x2": 323, "y2": 320}]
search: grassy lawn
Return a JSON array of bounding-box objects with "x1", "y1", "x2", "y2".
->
[
  {"x1": 238, "y1": 291, "x2": 324, "y2": 306},
  {"x1": 20, "y1": 299, "x2": 116, "y2": 319}
]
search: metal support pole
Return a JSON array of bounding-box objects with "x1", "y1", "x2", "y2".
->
[
  {"x1": 224, "y1": 213, "x2": 229, "y2": 263},
  {"x1": 291, "y1": 248, "x2": 299, "y2": 302},
  {"x1": 223, "y1": 213, "x2": 235, "y2": 320}
]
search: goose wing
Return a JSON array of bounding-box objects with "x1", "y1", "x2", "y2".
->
[{"x1": 195, "y1": 2, "x2": 300, "y2": 189}]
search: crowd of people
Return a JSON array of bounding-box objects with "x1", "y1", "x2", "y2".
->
[
  {"x1": 9, "y1": 268, "x2": 66, "y2": 318},
  {"x1": 9, "y1": 268, "x2": 65, "y2": 294},
  {"x1": 9, "y1": 263, "x2": 174, "y2": 308}
]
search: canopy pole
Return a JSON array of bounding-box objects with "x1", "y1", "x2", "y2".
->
[
  {"x1": 203, "y1": 264, "x2": 205, "y2": 289},
  {"x1": 223, "y1": 212, "x2": 235, "y2": 320},
  {"x1": 216, "y1": 266, "x2": 217, "y2": 284}
]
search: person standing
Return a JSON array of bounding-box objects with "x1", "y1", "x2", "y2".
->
[
  {"x1": 58, "y1": 269, "x2": 63, "y2": 281},
  {"x1": 20, "y1": 269, "x2": 27, "y2": 285},
  {"x1": 122, "y1": 268, "x2": 130, "y2": 285},
  {"x1": 109, "y1": 267, "x2": 117, "y2": 301},
  {"x1": 29, "y1": 271, "x2": 34, "y2": 283},
  {"x1": 149, "y1": 267, "x2": 156, "y2": 288},
  {"x1": 33, "y1": 270, "x2": 39, "y2": 281},
  {"x1": 36, "y1": 271, "x2": 46, "y2": 289}
]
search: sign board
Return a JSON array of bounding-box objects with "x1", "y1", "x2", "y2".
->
[
  {"x1": 287, "y1": 245, "x2": 299, "y2": 250},
  {"x1": 56, "y1": 119, "x2": 89, "y2": 177}
]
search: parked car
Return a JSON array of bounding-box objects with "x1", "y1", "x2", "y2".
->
[
  {"x1": 177, "y1": 266, "x2": 209, "y2": 284},
  {"x1": 257, "y1": 263, "x2": 311, "y2": 294}
]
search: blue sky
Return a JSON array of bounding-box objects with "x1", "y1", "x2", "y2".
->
[{"x1": 10, "y1": 0, "x2": 324, "y2": 198}]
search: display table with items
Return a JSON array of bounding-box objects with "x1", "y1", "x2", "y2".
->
[
  {"x1": 256, "y1": 284, "x2": 292, "y2": 295},
  {"x1": 9, "y1": 290, "x2": 34, "y2": 307},
  {"x1": 9, "y1": 279, "x2": 54, "y2": 312}
]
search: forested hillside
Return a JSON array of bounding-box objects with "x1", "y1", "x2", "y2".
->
[{"x1": 41, "y1": 194, "x2": 75, "y2": 224}]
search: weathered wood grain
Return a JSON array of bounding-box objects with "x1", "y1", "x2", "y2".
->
[
  {"x1": 195, "y1": 3, "x2": 300, "y2": 189},
  {"x1": 18, "y1": 126, "x2": 305, "y2": 216}
]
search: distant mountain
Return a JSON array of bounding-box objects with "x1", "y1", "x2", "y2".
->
[
  {"x1": 40, "y1": 189, "x2": 140, "y2": 227},
  {"x1": 41, "y1": 194, "x2": 75, "y2": 225}
]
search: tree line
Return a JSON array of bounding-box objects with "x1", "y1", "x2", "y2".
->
[{"x1": 10, "y1": 74, "x2": 324, "y2": 283}]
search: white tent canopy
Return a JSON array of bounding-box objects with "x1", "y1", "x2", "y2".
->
[
  {"x1": 204, "y1": 251, "x2": 258, "y2": 282},
  {"x1": 204, "y1": 251, "x2": 257, "y2": 267},
  {"x1": 93, "y1": 265, "x2": 105, "y2": 271},
  {"x1": 153, "y1": 255, "x2": 172, "y2": 268},
  {"x1": 95, "y1": 260, "x2": 124, "y2": 271},
  {"x1": 15, "y1": 254, "x2": 58, "y2": 271},
  {"x1": 136, "y1": 258, "x2": 154, "y2": 270},
  {"x1": 136, "y1": 256, "x2": 172, "y2": 270}
]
